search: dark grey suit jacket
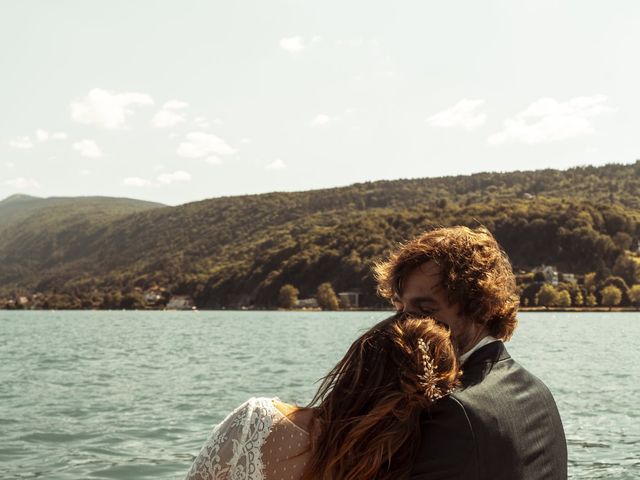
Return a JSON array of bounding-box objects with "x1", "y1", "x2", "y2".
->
[{"x1": 410, "y1": 341, "x2": 567, "y2": 480}]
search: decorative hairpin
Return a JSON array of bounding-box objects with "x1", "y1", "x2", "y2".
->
[{"x1": 417, "y1": 338, "x2": 450, "y2": 402}]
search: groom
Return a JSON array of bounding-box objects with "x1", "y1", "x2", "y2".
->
[{"x1": 375, "y1": 226, "x2": 567, "y2": 480}]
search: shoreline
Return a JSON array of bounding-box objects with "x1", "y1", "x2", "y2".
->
[
  {"x1": 2, "y1": 307, "x2": 639, "y2": 313},
  {"x1": 518, "y1": 306, "x2": 639, "y2": 312}
]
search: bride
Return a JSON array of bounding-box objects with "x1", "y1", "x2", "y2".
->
[{"x1": 184, "y1": 313, "x2": 460, "y2": 480}]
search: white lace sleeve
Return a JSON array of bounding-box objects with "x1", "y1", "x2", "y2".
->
[{"x1": 184, "y1": 397, "x2": 275, "y2": 480}]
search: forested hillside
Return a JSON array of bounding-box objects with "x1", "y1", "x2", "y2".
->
[{"x1": 1, "y1": 162, "x2": 639, "y2": 309}]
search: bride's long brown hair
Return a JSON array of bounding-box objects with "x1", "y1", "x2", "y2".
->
[{"x1": 299, "y1": 313, "x2": 461, "y2": 480}]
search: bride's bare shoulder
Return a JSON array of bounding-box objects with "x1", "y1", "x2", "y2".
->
[{"x1": 272, "y1": 399, "x2": 314, "y2": 433}]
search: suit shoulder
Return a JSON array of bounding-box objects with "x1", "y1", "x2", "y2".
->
[
  {"x1": 457, "y1": 356, "x2": 556, "y2": 402},
  {"x1": 412, "y1": 395, "x2": 477, "y2": 479},
  {"x1": 450, "y1": 356, "x2": 567, "y2": 479}
]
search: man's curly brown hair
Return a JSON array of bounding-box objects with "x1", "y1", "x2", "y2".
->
[{"x1": 374, "y1": 226, "x2": 519, "y2": 340}]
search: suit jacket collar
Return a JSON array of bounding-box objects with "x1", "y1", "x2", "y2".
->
[
  {"x1": 458, "y1": 341, "x2": 511, "y2": 388},
  {"x1": 464, "y1": 339, "x2": 510, "y2": 366}
]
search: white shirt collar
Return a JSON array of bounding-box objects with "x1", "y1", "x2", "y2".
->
[{"x1": 459, "y1": 335, "x2": 501, "y2": 364}]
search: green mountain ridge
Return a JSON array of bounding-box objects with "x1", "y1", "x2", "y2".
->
[
  {"x1": 0, "y1": 193, "x2": 39, "y2": 204},
  {"x1": 1, "y1": 161, "x2": 639, "y2": 308},
  {"x1": 0, "y1": 194, "x2": 165, "y2": 233}
]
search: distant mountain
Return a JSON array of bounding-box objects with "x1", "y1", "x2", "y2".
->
[
  {"x1": 0, "y1": 193, "x2": 39, "y2": 205},
  {"x1": 1, "y1": 162, "x2": 639, "y2": 308},
  {"x1": 0, "y1": 195, "x2": 165, "y2": 289},
  {"x1": 0, "y1": 194, "x2": 164, "y2": 234}
]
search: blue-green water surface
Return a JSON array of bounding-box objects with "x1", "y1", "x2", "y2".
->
[{"x1": 0, "y1": 311, "x2": 638, "y2": 479}]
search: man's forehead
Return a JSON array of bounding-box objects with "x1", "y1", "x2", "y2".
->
[
  {"x1": 400, "y1": 261, "x2": 445, "y2": 298},
  {"x1": 416, "y1": 260, "x2": 441, "y2": 278}
]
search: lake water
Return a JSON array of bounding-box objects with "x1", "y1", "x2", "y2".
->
[{"x1": 0, "y1": 311, "x2": 638, "y2": 479}]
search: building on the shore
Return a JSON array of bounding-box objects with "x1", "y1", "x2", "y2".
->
[
  {"x1": 535, "y1": 265, "x2": 559, "y2": 286},
  {"x1": 166, "y1": 295, "x2": 195, "y2": 310},
  {"x1": 560, "y1": 273, "x2": 577, "y2": 284},
  {"x1": 143, "y1": 288, "x2": 163, "y2": 305},
  {"x1": 338, "y1": 291, "x2": 360, "y2": 308},
  {"x1": 296, "y1": 298, "x2": 318, "y2": 309}
]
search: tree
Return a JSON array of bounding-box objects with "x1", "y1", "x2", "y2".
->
[
  {"x1": 278, "y1": 284, "x2": 299, "y2": 309},
  {"x1": 338, "y1": 295, "x2": 351, "y2": 309},
  {"x1": 585, "y1": 293, "x2": 597, "y2": 307},
  {"x1": 520, "y1": 282, "x2": 543, "y2": 307},
  {"x1": 573, "y1": 290, "x2": 584, "y2": 307},
  {"x1": 628, "y1": 285, "x2": 640, "y2": 308},
  {"x1": 555, "y1": 290, "x2": 572, "y2": 308},
  {"x1": 533, "y1": 271, "x2": 546, "y2": 283},
  {"x1": 612, "y1": 232, "x2": 633, "y2": 250},
  {"x1": 535, "y1": 284, "x2": 558, "y2": 308},
  {"x1": 602, "y1": 276, "x2": 630, "y2": 306},
  {"x1": 120, "y1": 292, "x2": 145, "y2": 309},
  {"x1": 600, "y1": 285, "x2": 622, "y2": 310},
  {"x1": 584, "y1": 272, "x2": 597, "y2": 293},
  {"x1": 612, "y1": 254, "x2": 639, "y2": 287},
  {"x1": 316, "y1": 282, "x2": 339, "y2": 310},
  {"x1": 435, "y1": 198, "x2": 448, "y2": 210}
]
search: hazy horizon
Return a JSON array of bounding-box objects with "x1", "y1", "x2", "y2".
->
[{"x1": 1, "y1": 159, "x2": 636, "y2": 207}]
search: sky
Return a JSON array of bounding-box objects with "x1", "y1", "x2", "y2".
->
[{"x1": 1, "y1": 0, "x2": 639, "y2": 206}]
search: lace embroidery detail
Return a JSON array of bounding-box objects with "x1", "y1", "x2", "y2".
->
[{"x1": 185, "y1": 397, "x2": 275, "y2": 480}]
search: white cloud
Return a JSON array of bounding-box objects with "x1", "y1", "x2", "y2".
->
[
  {"x1": 5, "y1": 162, "x2": 15, "y2": 169},
  {"x1": 70, "y1": 88, "x2": 154, "y2": 129},
  {"x1": 310, "y1": 114, "x2": 331, "y2": 127},
  {"x1": 9, "y1": 131, "x2": 67, "y2": 150},
  {"x1": 72, "y1": 139, "x2": 103, "y2": 158},
  {"x1": 123, "y1": 177, "x2": 153, "y2": 187},
  {"x1": 36, "y1": 129, "x2": 68, "y2": 142},
  {"x1": 122, "y1": 170, "x2": 191, "y2": 187},
  {"x1": 157, "y1": 170, "x2": 191, "y2": 184},
  {"x1": 193, "y1": 116, "x2": 210, "y2": 129},
  {"x1": 205, "y1": 156, "x2": 222, "y2": 165},
  {"x1": 163, "y1": 100, "x2": 189, "y2": 110},
  {"x1": 266, "y1": 159, "x2": 286, "y2": 170},
  {"x1": 8, "y1": 136, "x2": 33, "y2": 149},
  {"x1": 240, "y1": 138, "x2": 252, "y2": 144},
  {"x1": 5, "y1": 177, "x2": 40, "y2": 189},
  {"x1": 151, "y1": 99, "x2": 190, "y2": 128},
  {"x1": 279, "y1": 36, "x2": 305, "y2": 53},
  {"x1": 427, "y1": 99, "x2": 486, "y2": 130},
  {"x1": 488, "y1": 95, "x2": 614, "y2": 145},
  {"x1": 177, "y1": 132, "x2": 236, "y2": 159},
  {"x1": 36, "y1": 129, "x2": 48, "y2": 142},
  {"x1": 151, "y1": 109, "x2": 186, "y2": 128},
  {"x1": 80, "y1": 169, "x2": 92, "y2": 176}
]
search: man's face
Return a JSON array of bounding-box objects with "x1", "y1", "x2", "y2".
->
[{"x1": 394, "y1": 260, "x2": 476, "y2": 353}]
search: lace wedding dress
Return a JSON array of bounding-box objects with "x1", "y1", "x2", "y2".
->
[{"x1": 185, "y1": 397, "x2": 311, "y2": 480}]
